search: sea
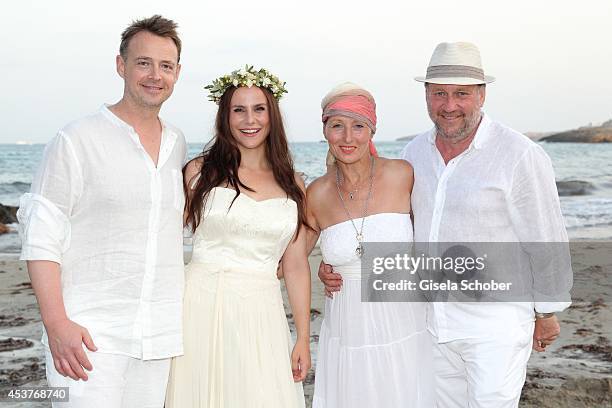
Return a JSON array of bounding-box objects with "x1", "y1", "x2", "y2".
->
[{"x1": 1, "y1": 141, "x2": 612, "y2": 253}]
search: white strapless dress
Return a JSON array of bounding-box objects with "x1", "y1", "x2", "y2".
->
[
  {"x1": 165, "y1": 187, "x2": 305, "y2": 408},
  {"x1": 313, "y1": 213, "x2": 434, "y2": 408}
]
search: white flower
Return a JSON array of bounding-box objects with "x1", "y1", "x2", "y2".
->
[{"x1": 206, "y1": 65, "x2": 287, "y2": 103}]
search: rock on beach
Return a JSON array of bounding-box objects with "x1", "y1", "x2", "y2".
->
[
  {"x1": 556, "y1": 180, "x2": 596, "y2": 196},
  {"x1": 541, "y1": 127, "x2": 612, "y2": 143},
  {"x1": 0, "y1": 204, "x2": 18, "y2": 225}
]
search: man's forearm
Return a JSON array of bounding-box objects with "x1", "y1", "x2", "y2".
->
[{"x1": 26, "y1": 260, "x2": 68, "y2": 326}]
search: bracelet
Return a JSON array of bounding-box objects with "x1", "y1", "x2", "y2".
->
[{"x1": 534, "y1": 311, "x2": 555, "y2": 320}]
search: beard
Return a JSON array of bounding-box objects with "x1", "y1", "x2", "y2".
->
[
  {"x1": 432, "y1": 110, "x2": 483, "y2": 142},
  {"x1": 134, "y1": 92, "x2": 168, "y2": 110}
]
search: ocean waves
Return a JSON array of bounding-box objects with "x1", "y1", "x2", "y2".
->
[
  {"x1": 1, "y1": 141, "x2": 612, "y2": 241},
  {"x1": 0, "y1": 182, "x2": 30, "y2": 206}
]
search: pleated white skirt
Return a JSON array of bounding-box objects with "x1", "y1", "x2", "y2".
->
[
  {"x1": 166, "y1": 263, "x2": 305, "y2": 408},
  {"x1": 313, "y1": 278, "x2": 434, "y2": 408}
]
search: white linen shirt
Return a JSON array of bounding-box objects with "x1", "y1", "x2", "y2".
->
[
  {"x1": 18, "y1": 105, "x2": 186, "y2": 359},
  {"x1": 402, "y1": 113, "x2": 572, "y2": 342}
]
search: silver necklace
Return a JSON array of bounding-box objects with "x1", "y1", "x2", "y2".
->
[
  {"x1": 337, "y1": 170, "x2": 360, "y2": 200},
  {"x1": 335, "y1": 157, "x2": 375, "y2": 257}
]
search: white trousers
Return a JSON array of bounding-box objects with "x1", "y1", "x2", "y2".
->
[
  {"x1": 45, "y1": 347, "x2": 171, "y2": 408},
  {"x1": 433, "y1": 320, "x2": 534, "y2": 408}
]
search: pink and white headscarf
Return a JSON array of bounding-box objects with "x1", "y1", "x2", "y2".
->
[{"x1": 321, "y1": 82, "x2": 378, "y2": 161}]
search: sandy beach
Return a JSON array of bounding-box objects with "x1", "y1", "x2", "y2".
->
[{"x1": 1, "y1": 243, "x2": 610, "y2": 407}]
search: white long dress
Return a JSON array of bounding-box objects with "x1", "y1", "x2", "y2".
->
[
  {"x1": 313, "y1": 213, "x2": 434, "y2": 408},
  {"x1": 165, "y1": 187, "x2": 305, "y2": 408}
]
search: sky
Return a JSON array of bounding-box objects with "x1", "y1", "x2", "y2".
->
[{"x1": 2, "y1": 0, "x2": 612, "y2": 144}]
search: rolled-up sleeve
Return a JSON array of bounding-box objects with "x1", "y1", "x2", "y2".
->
[
  {"x1": 17, "y1": 132, "x2": 82, "y2": 264},
  {"x1": 508, "y1": 144, "x2": 572, "y2": 313}
]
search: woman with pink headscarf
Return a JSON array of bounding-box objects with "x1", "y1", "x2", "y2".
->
[{"x1": 305, "y1": 83, "x2": 434, "y2": 407}]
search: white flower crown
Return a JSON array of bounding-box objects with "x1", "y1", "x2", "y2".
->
[{"x1": 204, "y1": 65, "x2": 288, "y2": 104}]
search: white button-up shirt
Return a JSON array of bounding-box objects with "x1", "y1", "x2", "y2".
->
[
  {"x1": 402, "y1": 113, "x2": 572, "y2": 342},
  {"x1": 18, "y1": 105, "x2": 186, "y2": 359}
]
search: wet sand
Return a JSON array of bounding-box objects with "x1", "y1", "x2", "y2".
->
[{"x1": 1, "y1": 242, "x2": 610, "y2": 407}]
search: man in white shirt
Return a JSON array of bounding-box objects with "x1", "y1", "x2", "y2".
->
[
  {"x1": 320, "y1": 42, "x2": 572, "y2": 407},
  {"x1": 401, "y1": 42, "x2": 571, "y2": 407},
  {"x1": 17, "y1": 15, "x2": 186, "y2": 407}
]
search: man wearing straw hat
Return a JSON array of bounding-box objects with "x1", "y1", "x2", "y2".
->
[{"x1": 400, "y1": 42, "x2": 572, "y2": 407}]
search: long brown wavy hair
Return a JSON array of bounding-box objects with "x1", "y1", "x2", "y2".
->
[{"x1": 184, "y1": 86, "x2": 307, "y2": 238}]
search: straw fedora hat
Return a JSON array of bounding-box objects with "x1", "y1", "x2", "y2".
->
[{"x1": 415, "y1": 42, "x2": 495, "y2": 85}]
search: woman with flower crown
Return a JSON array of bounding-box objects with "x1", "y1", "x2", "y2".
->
[
  {"x1": 165, "y1": 66, "x2": 310, "y2": 408},
  {"x1": 305, "y1": 83, "x2": 434, "y2": 407}
]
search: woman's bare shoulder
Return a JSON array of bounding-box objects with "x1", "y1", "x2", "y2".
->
[
  {"x1": 307, "y1": 172, "x2": 335, "y2": 197},
  {"x1": 184, "y1": 157, "x2": 204, "y2": 188},
  {"x1": 381, "y1": 157, "x2": 413, "y2": 173},
  {"x1": 379, "y1": 157, "x2": 413, "y2": 182},
  {"x1": 293, "y1": 171, "x2": 306, "y2": 192}
]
